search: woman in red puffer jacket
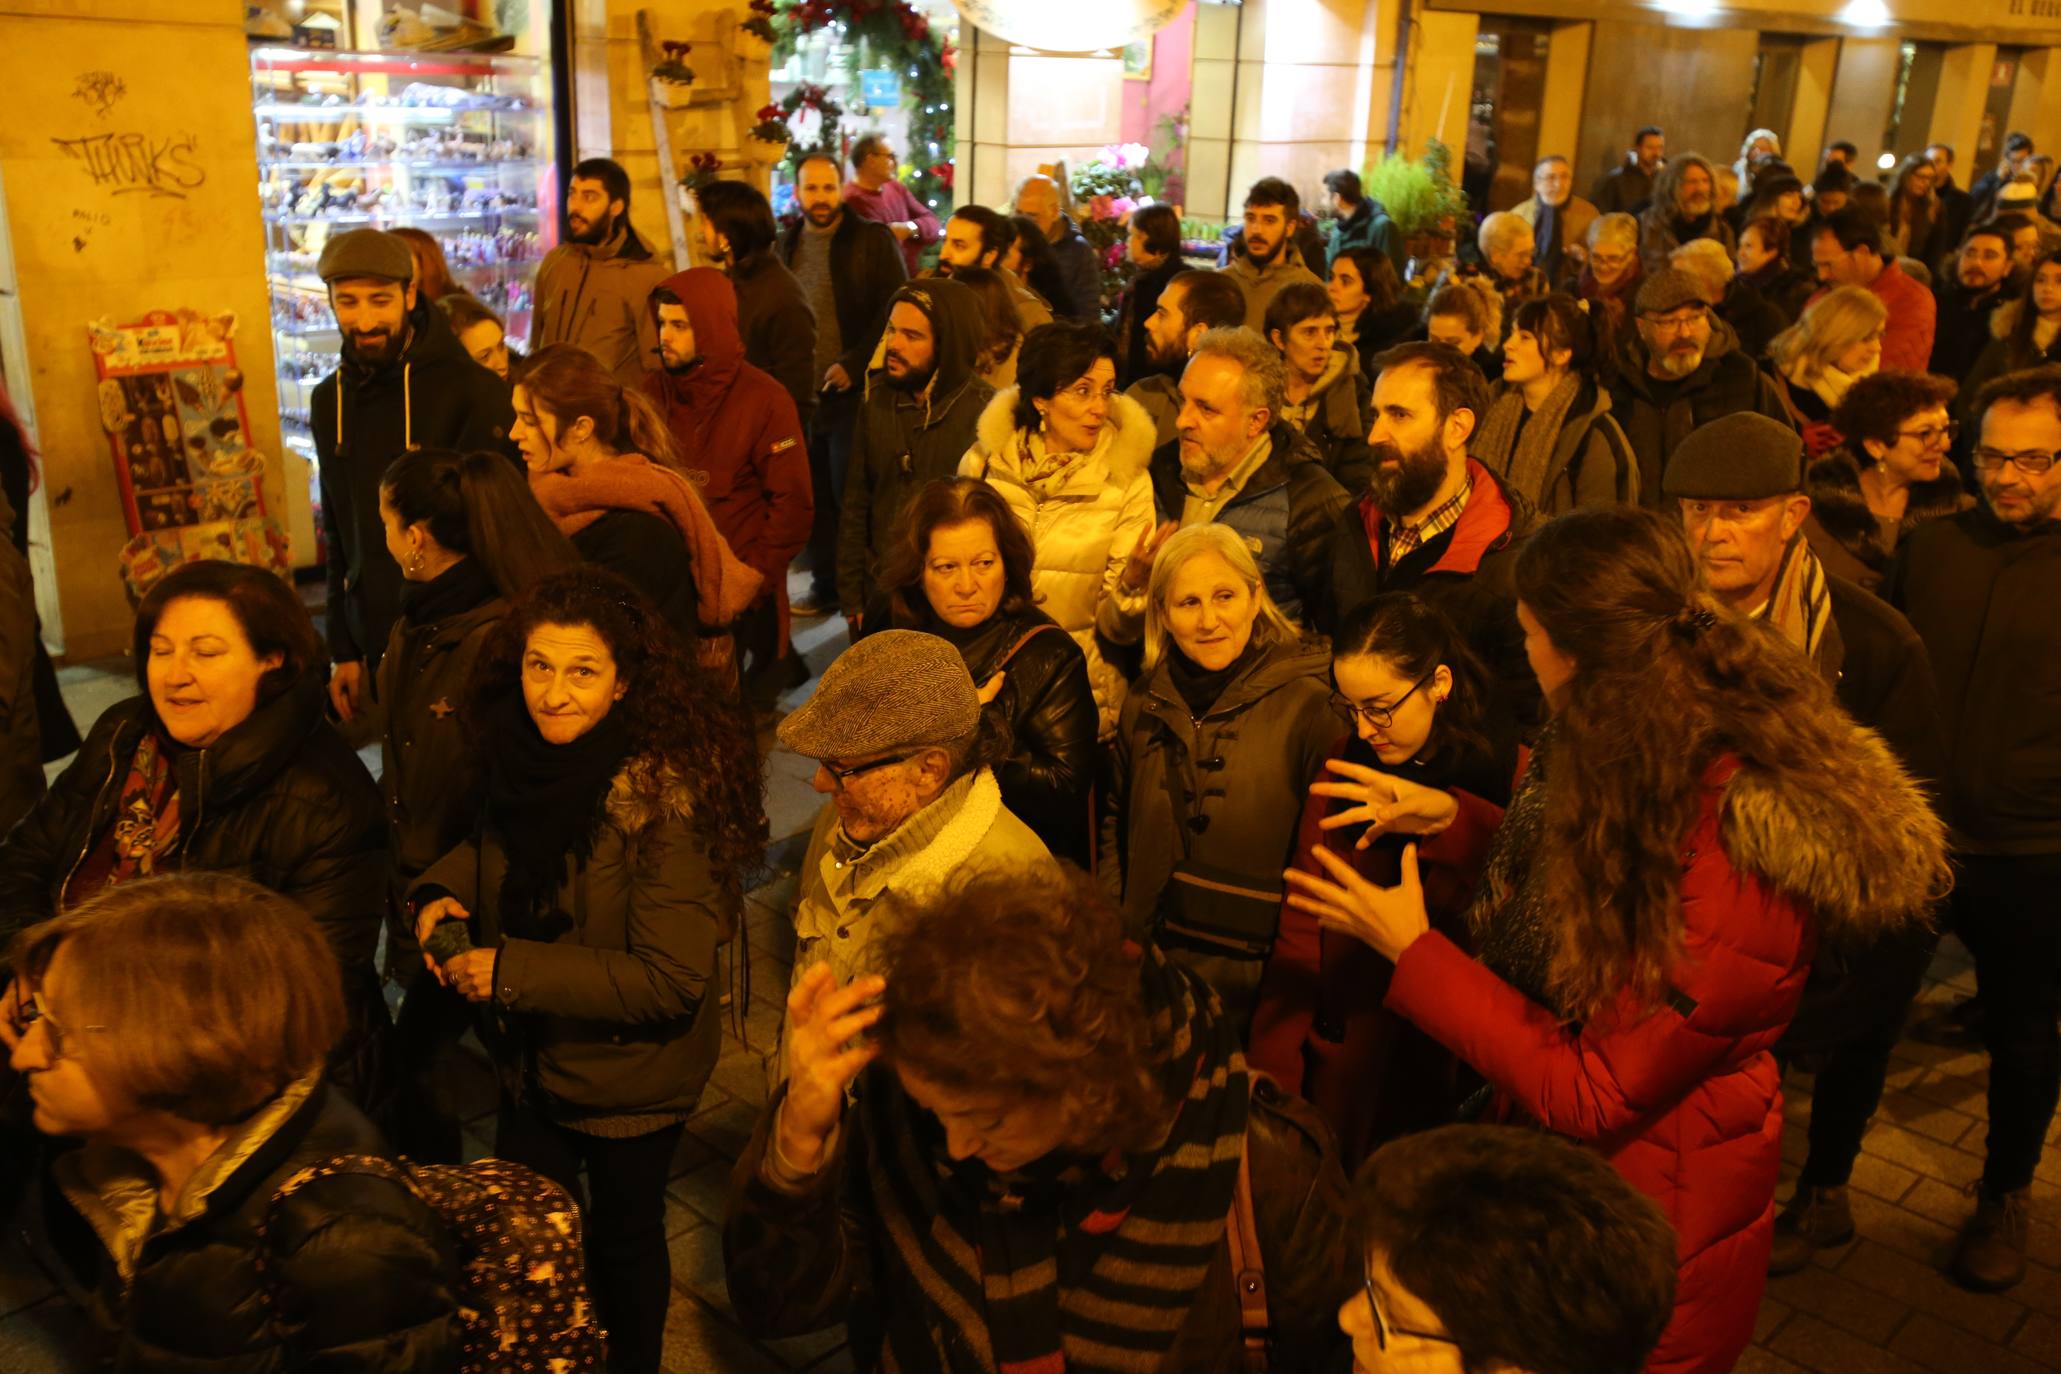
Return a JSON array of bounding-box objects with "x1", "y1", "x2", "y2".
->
[{"x1": 1286, "y1": 507, "x2": 1948, "y2": 1374}]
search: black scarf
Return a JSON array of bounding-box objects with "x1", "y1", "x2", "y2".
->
[
  {"x1": 1166, "y1": 638, "x2": 1263, "y2": 718},
  {"x1": 399, "y1": 555, "x2": 497, "y2": 626},
  {"x1": 480, "y1": 688, "x2": 633, "y2": 939}
]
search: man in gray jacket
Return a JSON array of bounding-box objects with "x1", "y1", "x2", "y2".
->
[{"x1": 531, "y1": 158, "x2": 671, "y2": 384}]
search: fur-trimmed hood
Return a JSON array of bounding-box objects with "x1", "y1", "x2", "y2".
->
[
  {"x1": 605, "y1": 754, "x2": 696, "y2": 840},
  {"x1": 1717, "y1": 720, "x2": 1949, "y2": 948},
  {"x1": 966, "y1": 385, "x2": 1157, "y2": 482},
  {"x1": 1806, "y1": 446, "x2": 1972, "y2": 578}
]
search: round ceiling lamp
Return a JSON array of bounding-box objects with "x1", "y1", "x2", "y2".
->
[{"x1": 949, "y1": 0, "x2": 1191, "y2": 54}]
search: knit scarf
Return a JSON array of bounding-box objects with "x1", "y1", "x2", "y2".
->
[
  {"x1": 479, "y1": 689, "x2": 633, "y2": 940},
  {"x1": 1015, "y1": 423, "x2": 1109, "y2": 494},
  {"x1": 1472, "y1": 374, "x2": 1581, "y2": 511},
  {"x1": 66, "y1": 730, "x2": 183, "y2": 905},
  {"x1": 862, "y1": 945, "x2": 1250, "y2": 1373},
  {"x1": 1758, "y1": 535, "x2": 1833, "y2": 662},
  {"x1": 1469, "y1": 723, "x2": 1559, "y2": 1012},
  {"x1": 529, "y1": 454, "x2": 763, "y2": 631}
]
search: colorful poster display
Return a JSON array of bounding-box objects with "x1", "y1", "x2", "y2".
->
[{"x1": 87, "y1": 309, "x2": 291, "y2": 602}]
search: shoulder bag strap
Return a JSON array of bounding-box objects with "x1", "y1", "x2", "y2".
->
[
  {"x1": 1225, "y1": 1110, "x2": 1270, "y2": 1371},
  {"x1": 990, "y1": 622, "x2": 1063, "y2": 675}
]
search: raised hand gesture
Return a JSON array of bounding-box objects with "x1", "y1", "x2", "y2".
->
[
  {"x1": 777, "y1": 964, "x2": 886, "y2": 1173},
  {"x1": 1283, "y1": 843, "x2": 1431, "y2": 963},
  {"x1": 1308, "y1": 758, "x2": 1460, "y2": 849}
]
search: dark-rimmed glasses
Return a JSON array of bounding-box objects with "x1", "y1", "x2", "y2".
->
[
  {"x1": 1363, "y1": 1274, "x2": 1463, "y2": 1351},
  {"x1": 819, "y1": 752, "x2": 918, "y2": 786},
  {"x1": 1331, "y1": 671, "x2": 1434, "y2": 731},
  {"x1": 1895, "y1": 419, "x2": 1957, "y2": 448},
  {"x1": 1973, "y1": 447, "x2": 2057, "y2": 475}
]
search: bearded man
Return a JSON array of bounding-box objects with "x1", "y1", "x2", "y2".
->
[
  {"x1": 1319, "y1": 341, "x2": 1539, "y2": 729},
  {"x1": 531, "y1": 157, "x2": 670, "y2": 384}
]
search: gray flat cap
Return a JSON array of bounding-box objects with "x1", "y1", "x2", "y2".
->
[
  {"x1": 1661, "y1": 412, "x2": 1806, "y2": 500},
  {"x1": 778, "y1": 630, "x2": 980, "y2": 760},
  {"x1": 1635, "y1": 267, "x2": 1707, "y2": 317},
  {"x1": 317, "y1": 228, "x2": 415, "y2": 284}
]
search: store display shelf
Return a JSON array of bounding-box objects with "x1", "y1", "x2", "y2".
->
[
  {"x1": 251, "y1": 46, "x2": 542, "y2": 75},
  {"x1": 255, "y1": 102, "x2": 541, "y2": 122},
  {"x1": 262, "y1": 206, "x2": 539, "y2": 225},
  {"x1": 258, "y1": 158, "x2": 542, "y2": 174}
]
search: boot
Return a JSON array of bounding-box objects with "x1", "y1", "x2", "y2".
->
[
  {"x1": 1768, "y1": 1184, "x2": 1855, "y2": 1275},
  {"x1": 1951, "y1": 1186, "x2": 2031, "y2": 1292}
]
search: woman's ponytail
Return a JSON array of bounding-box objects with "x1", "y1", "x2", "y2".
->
[{"x1": 456, "y1": 451, "x2": 578, "y2": 600}]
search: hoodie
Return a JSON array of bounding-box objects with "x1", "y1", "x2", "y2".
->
[
  {"x1": 643, "y1": 268, "x2": 813, "y2": 589},
  {"x1": 310, "y1": 296, "x2": 515, "y2": 667},
  {"x1": 836, "y1": 278, "x2": 997, "y2": 617}
]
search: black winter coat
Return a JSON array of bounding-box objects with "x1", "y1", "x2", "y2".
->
[
  {"x1": 311, "y1": 299, "x2": 515, "y2": 667},
  {"x1": 0, "y1": 671, "x2": 391, "y2": 1101},
  {"x1": 56, "y1": 1077, "x2": 459, "y2": 1374},
  {"x1": 572, "y1": 508, "x2": 700, "y2": 645},
  {"x1": 863, "y1": 603, "x2": 1098, "y2": 866},
  {"x1": 1319, "y1": 460, "x2": 1539, "y2": 731},
  {"x1": 1888, "y1": 505, "x2": 2061, "y2": 855},
  {"x1": 1929, "y1": 278, "x2": 2013, "y2": 382},
  {"x1": 1117, "y1": 256, "x2": 1183, "y2": 386},
  {"x1": 729, "y1": 249, "x2": 820, "y2": 429},
  {"x1": 1609, "y1": 318, "x2": 1793, "y2": 507},
  {"x1": 1805, "y1": 448, "x2": 1971, "y2": 592},
  {"x1": 1146, "y1": 422, "x2": 1351, "y2": 631},
  {"x1": 778, "y1": 210, "x2": 907, "y2": 387}
]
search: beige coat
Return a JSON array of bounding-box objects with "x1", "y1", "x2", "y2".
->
[{"x1": 960, "y1": 389, "x2": 1157, "y2": 738}]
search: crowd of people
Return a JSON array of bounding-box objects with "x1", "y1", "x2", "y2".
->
[{"x1": 0, "y1": 124, "x2": 2055, "y2": 1374}]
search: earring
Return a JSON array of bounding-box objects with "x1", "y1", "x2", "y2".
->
[{"x1": 406, "y1": 549, "x2": 423, "y2": 575}]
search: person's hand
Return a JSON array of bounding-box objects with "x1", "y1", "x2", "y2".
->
[
  {"x1": 1283, "y1": 843, "x2": 1430, "y2": 963},
  {"x1": 891, "y1": 221, "x2": 916, "y2": 241},
  {"x1": 1308, "y1": 760, "x2": 1460, "y2": 849},
  {"x1": 414, "y1": 896, "x2": 470, "y2": 979},
  {"x1": 823, "y1": 362, "x2": 853, "y2": 392},
  {"x1": 0, "y1": 979, "x2": 24, "y2": 1053},
  {"x1": 778, "y1": 964, "x2": 885, "y2": 1172},
  {"x1": 328, "y1": 660, "x2": 365, "y2": 723},
  {"x1": 1118, "y1": 520, "x2": 1180, "y2": 596},
  {"x1": 976, "y1": 671, "x2": 1005, "y2": 705},
  {"x1": 444, "y1": 949, "x2": 498, "y2": 1003}
]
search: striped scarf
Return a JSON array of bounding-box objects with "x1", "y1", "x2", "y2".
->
[
  {"x1": 862, "y1": 946, "x2": 1249, "y2": 1373},
  {"x1": 1759, "y1": 534, "x2": 1832, "y2": 661}
]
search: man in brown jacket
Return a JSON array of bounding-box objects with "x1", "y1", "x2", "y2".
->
[{"x1": 531, "y1": 158, "x2": 671, "y2": 384}]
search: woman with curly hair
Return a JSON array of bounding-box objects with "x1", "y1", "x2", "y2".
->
[
  {"x1": 1284, "y1": 507, "x2": 1948, "y2": 1374},
  {"x1": 410, "y1": 566, "x2": 765, "y2": 1374},
  {"x1": 724, "y1": 863, "x2": 1356, "y2": 1369}
]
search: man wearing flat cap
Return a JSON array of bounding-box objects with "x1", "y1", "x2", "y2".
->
[
  {"x1": 1666, "y1": 410, "x2": 1945, "y2": 1281},
  {"x1": 311, "y1": 226, "x2": 515, "y2": 725},
  {"x1": 778, "y1": 629, "x2": 1051, "y2": 987},
  {"x1": 1610, "y1": 266, "x2": 1791, "y2": 510}
]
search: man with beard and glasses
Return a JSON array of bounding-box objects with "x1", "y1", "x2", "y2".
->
[
  {"x1": 1225, "y1": 177, "x2": 1324, "y2": 332},
  {"x1": 1887, "y1": 365, "x2": 2061, "y2": 1294},
  {"x1": 1115, "y1": 326, "x2": 1346, "y2": 631},
  {"x1": 310, "y1": 229, "x2": 514, "y2": 725},
  {"x1": 1125, "y1": 269, "x2": 1249, "y2": 448},
  {"x1": 835, "y1": 279, "x2": 993, "y2": 628},
  {"x1": 928, "y1": 205, "x2": 1051, "y2": 331},
  {"x1": 1637, "y1": 153, "x2": 1735, "y2": 276},
  {"x1": 1809, "y1": 205, "x2": 1937, "y2": 372},
  {"x1": 644, "y1": 269, "x2": 813, "y2": 710},
  {"x1": 1609, "y1": 268, "x2": 1791, "y2": 507},
  {"x1": 779, "y1": 152, "x2": 906, "y2": 618},
  {"x1": 531, "y1": 157, "x2": 670, "y2": 385},
  {"x1": 1932, "y1": 226, "x2": 2019, "y2": 382},
  {"x1": 1318, "y1": 341, "x2": 1539, "y2": 728},
  {"x1": 689, "y1": 179, "x2": 817, "y2": 429}
]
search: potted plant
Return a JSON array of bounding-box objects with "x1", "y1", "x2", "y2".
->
[
  {"x1": 736, "y1": 0, "x2": 777, "y2": 61},
  {"x1": 652, "y1": 42, "x2": 697, "y2": 107},
  {"x1": 747, "y1": 105, "x2": 791, "y2": 164},
  {"x1": 681, "y1": 152, "x2": 725, "y2": 206},
  {"x1": 1361, "y1": 139, "x2": 1470, "y2": 263}
]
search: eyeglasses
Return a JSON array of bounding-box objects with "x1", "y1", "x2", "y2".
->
[
  {"x1": 1363, "y1": 1275, "x2": 1462, "y2": 1352},
  {"x1": 1330, "y1": 672, "x2": 1433, "y2": 731},
  {"x1": 1896, "y1": 420, "x2": 1957, "y2": 447},
  {"x1": 1973, "y1": 447, "x2": 2057, "y2": 475},
  {"x1": 1589, "y1": 250, "x2": 1636, "y2": 272},
  {"x1": 10, "y1": 991, "x2": 107, "y2": 1062},
  {"x1": 819, "y1": 752, "x2": 917, "y2": 785},
  {"x1": 1641, "y1": 308, "x2": 1708, "y2": 333},
  {"x1": 1059, "y1": 381, "x2": 1120, "y2": 405}
]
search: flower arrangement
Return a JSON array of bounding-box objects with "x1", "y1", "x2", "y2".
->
[
  {"x1": 681, "y1": 152, "x2": 725, "y2": 194},
  {"x1": 652, "y1": 41, "x2": 697, "y2": 86},
  {"x1": 778, "y1": 83, "x2": 844, "y2": 168},
  {"x1": 748, "y1": 103, "x2": 793, "y2": 163},
  {"x1": 737, "y1": 0, "x2": 778, "y2": 59}
]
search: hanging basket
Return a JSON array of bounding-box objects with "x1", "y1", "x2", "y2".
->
[
  {"x1": 745, "y1": 134, "x2": 790, "y2": 166},
  {"x1": 734, "y1": 30, "x2": 774, "y2": 62},
  {"x1": 653, "y1": 75, "x2": 697, "y2": 109}
]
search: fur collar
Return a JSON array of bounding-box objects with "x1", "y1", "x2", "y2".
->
[
  {"x1": 605, "y1": 754, "x2": 696, "y2": 838},
  {"x1": 1807, "y1": 448, "x2": 1970, "y2": 574},
  {"x1": 971, "y1": 386, "x2": 1156, "y2": 482},
  {"x1": 1717, "y1": 722, "x2": 1948, "y2": 948}
]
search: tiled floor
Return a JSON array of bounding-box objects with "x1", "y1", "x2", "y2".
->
[{"x1": 5, "y1": 608, "x2": 2058, "y2": 1372}]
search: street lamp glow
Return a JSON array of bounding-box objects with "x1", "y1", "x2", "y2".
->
[
  {"x1": 1877, "y1": 151, "x2": 1898, "y2": 171},
  {"x1": 1841, "y1": 0, "x2": 1891, "y2": 25}
]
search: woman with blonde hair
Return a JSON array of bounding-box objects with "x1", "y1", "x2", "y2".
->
[
  {"x1": 1284, "y1": 506, "x2": 1947, "y2": 1374},
  {"x1": 512, "y1": 343, "x2": 759, "y2": 670},
  {"x1": 1766, "y1": 284, "x2": 1886, "y2": 457},
  {"x1": 1104, "y1": 521, "x2": 1338, "y2": 1037}
]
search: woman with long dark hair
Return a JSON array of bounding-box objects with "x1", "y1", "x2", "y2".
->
[
  {"x1": 868, "y1": 477, "x2": 1097, "y2": 864},
  {"x1": 513, "y1": 343, "x2": 760, "y2": 669},
  {"x1": 1472, "y1": 293, "x2": 1638, "y2": 512},
  {"x1": 376, "y1": 446, "x2": 579, "y2": 1158},
  {"x1": 412, "y1": 566, "x2": 765, "y2": 1374},
  {"x1": 1284, "y1": 507, "x2": 1948, "y2": 1374},
  {"x1": 1328, "y1": 245, "x2": 1417, "y2": 378},
  {"x1": 1961, "y1": 248, "x2": 2061, "y2": 411},
  {"x1": 1250, "y1": 591, "x2": 1519, "y2": 1166}
]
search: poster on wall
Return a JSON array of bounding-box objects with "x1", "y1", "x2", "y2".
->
[{"x1": 87, "y1": 309, "x2": 291, "y2": 603}]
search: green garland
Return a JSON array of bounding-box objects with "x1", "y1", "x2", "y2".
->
[{"x1": 775, "y1": 0, "x2": 956, "y2": 216}]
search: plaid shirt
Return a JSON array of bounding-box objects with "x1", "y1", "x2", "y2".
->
[{"x1": 1386, "y1": 474, "x2": 1474, "y2": 563}]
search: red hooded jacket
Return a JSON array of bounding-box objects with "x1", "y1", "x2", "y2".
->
[{"x1": 644, "y1": 268, "x2": 813, "y2": 590}]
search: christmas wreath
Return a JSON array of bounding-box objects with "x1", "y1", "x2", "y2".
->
[{"x1": 775, "y1": 0, "x2": 955, "y2": 214}]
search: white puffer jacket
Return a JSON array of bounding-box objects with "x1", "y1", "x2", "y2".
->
[{"x1": 961, "y1": 389, "x2": 1156, "y2": 739}]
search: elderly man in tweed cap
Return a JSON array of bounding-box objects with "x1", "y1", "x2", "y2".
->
[{"x1": 777, "y1": 629, "x2": 1051, "y2": 987}]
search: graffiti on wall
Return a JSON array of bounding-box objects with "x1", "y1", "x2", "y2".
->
[{"x1": 53, "y1": 131, "x2": 207, "y2": 199}]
